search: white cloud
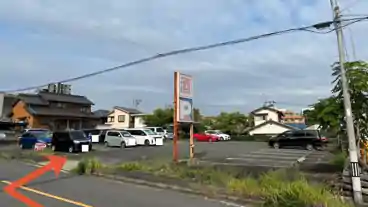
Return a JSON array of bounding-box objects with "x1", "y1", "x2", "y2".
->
[{"x1": 0, "y1": 0, "x2": 367, "y2": 114}]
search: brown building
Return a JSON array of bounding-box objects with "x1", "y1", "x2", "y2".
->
[
  {"x1": 11, "y1": 92, "x2": 99, "y2": 130},
  {"x1": 282, "y1": 110, "x2": 305, "y2": 124}
]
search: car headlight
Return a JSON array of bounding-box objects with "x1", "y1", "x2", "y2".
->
[{"x1": 73, "y1": 140, "x2": 80, "y2": 144}]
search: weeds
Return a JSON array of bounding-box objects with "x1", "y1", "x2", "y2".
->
[
  {"x1": 73, "y1": 158, "x2": 350, "y2": 207},
  {"x1": 330, "y1": 151, "x2": 347, "y2": 171}
]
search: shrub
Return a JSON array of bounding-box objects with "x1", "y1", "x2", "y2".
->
[
  {"x1": 330, "y1": 151, "x2": 347, "y2": 171},
  {"x1": 73, "y1": 157, "x2": 103, "y2": 175},
  {"x1": 117, "y1": 162, "x2": 149, "y2": 172}
]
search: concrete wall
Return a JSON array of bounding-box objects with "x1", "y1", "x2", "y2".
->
[
  {"x1": 253, "y1": 109, "x2": 279, "y2": 126},
  {"x1": 249, "y1": 123, "x2": 289, "y2": 135}
]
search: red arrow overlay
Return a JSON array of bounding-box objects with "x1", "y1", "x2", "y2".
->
[{"x1": 3, "y1": 155, "x2": 67, "y2": 207}]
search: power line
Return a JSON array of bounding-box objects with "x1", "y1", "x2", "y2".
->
[{"x1": 2, "y1": 16, "x2": 368, "y2": 93}]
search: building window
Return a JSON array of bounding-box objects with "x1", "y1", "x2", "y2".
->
[
  {"x1": 80, "y1": 107, "x2": 89, "y2": 113},
  {"x1": 108, "y1": 116, "x2": 115, "y2": 122},
  {"x1": 118, "y1": 115, "x2": 125, "y2": 123},
  {"x1": 56, "y1": 103, "x2": 66, "y2": 108}
]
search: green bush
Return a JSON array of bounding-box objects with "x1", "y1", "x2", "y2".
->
[
  {"x1": 73, "y1": 157, "x2": 103, "y2": 175},
  {"x1": 330, "y1": 151, "x2": 347, "y2": 171},
  {"x1": 74, "y1": 158, "x2": 349, "y2": 207}
]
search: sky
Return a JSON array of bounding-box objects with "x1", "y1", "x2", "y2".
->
[{"x1": 0, "y1": 0, "x2": 367, "y2": 116}]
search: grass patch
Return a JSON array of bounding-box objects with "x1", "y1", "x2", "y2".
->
[
  {"x1": 73, "y1": 158, "x2": 350, "y2": 207},
  {"x1": 330, "y1": 151, "x2": 347, "y2": 171}
]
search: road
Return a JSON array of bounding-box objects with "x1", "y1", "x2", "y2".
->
[
  {"x1": 0, "y1": 160, "x2": 242, "y2": 207},
  {"x1": 0, "y1": 140, "x2": 331, "y2": 170}
]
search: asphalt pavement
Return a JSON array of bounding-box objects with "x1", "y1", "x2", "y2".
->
[{"x1": 0, "y1": 160, "x2": 242, "y2": 207}]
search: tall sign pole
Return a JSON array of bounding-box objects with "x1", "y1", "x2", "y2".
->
[
  {"x1": 173, "y1": 72, "x2": 179, "y2": 163},
  {"x1": 330, "y1": 0, "x2": 363, "y2": 203},
  {"x1": 174, "y1": 71, "x2": 194, "y2": 163}
]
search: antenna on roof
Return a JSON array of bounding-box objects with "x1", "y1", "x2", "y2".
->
[
  {"x1": 263, "y1": 100, "x2": 276, "y2": 107},
  {"x1": 133, "y1": 99, "x2": 142, "y2": 109}
]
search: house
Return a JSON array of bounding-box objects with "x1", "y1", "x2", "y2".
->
[
  {"x1": 0, "y1": 93, "x2": 19, "y2": 122},
  {"x1": 93, "y1": 109, "x2": 110, "y2": 124},
  {"x1": 105, "y1": 106, "x2": 146, "y2": 129},
  {"x1": 280, "y1": 110, "x2": 305, "y2": 124},
  {"x1": 11, "y1": 91, "x2": 99, "y2": 130},
  {"x1": 247, "y1": 106, "x2": 298, "y2": 136}
]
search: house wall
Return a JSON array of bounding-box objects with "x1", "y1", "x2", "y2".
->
[
  {"x1": 249, "y1": 123, "x2": 289, "y2": 135},
  {"x1": 48, "y1": 101, "x2": 91, "y2": 113},
  {"x1": 134, "y1": 116, "x2": 146, "y2": 128},
  {"x1": 12, "y1": 101, "x2": 48, "y2": 128},
  {"x1": 105, "y1": 109, "x2": 130, "y2": 128},
  {"x1": 253, "y1": 109, "x2": 279, "y2": 126}
]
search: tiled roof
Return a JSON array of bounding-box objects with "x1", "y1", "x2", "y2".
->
[
  {"x1": 93, "y1": 109, "x2": 110, "y2": 117},
  {"x1": 284, "y1": 123, "x2": 307, "y2": 130},
  {"x1": 114, "y1": 106, "x2": 143, "y2": 114},
  {"x1": 18, "y1": 93, "x2": 49, "y2": 105},
  {"x1": 39, "y1": 92, "x2": 94, "y2": 105},
  {"x1": 28, "y1": 106, "x2": 99, "y2": 118}
]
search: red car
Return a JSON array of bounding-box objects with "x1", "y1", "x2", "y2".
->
[{"x1": 194, "y1": 133, "x2": 219, "y2": 142}]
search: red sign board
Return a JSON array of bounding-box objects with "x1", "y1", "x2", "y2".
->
[{"x1": 34, "y1": 143, "x2": 47, "y2": 151}]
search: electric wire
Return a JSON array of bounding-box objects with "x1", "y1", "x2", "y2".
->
[{"x1": 2, "y1": 16, "x2": 368, "y2": 93}]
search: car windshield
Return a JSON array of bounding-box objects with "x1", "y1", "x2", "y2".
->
[
  {"x1": 207, "y1": 131, "x2": 217, "y2": 134},
  {"x1": 121, "y1": 131, "x2": 132, "y2": 137},
  {"x1": 31, "y1": 131, "x2": 52, "y2": 138},
  {"x1": 144, "y1": 129, "x2": 155, "y2": 135},
  {"x1": 70, "y1": 131, "x2": 87, "y2": 140},
  {"x1": 87, "y1": 130, "x2": 100, "y2": 135},
  {"x1": 156, "y1": 128, "x2": 164, "y2": 132}
]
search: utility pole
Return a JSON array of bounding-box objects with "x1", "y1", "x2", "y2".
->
[{"x1": 330, "y1": 0, "x2": 363, "y2": 203}]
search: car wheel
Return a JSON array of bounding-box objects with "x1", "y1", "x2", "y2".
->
[
  {"x1": 209, "y1": 138, "x2": 213, "y2": 143},
  {"x1": 68, "y1": 146, "x2": 74, "y2": 153},
  {"x1": 120, "y1": 142, "x2": 126, "y2": 149},
  {"x1": 104, "y1": 141, "x2": 109, "y2": 147},
  {"x1": 306, "y1": 144, "x2": 314, "y2": 151},
  {"x1": 273, "y1": 142, "x2": 280, "y2": 149},
  {"x1": 144, "y1": 140, "x2": 150, "y2": 146}
]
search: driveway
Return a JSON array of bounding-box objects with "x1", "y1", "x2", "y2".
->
[{"x1": 0, "y1": 160, "x2": 241, "y2": 207}]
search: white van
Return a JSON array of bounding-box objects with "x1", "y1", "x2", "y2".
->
[
  {"x1": 104, "y1": 130, "x2": 137, "y2": 148},
  {"x1": 145, "y1": 127, "x2": 165, "y2": 138},
  {"x1": 124, "y1": 128, "x2": 163, "y2": 146}
]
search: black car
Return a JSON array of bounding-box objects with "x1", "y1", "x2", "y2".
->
[
  {"x1": 82, "y1": 129, "x2": 107, "y2": 143},
  {"x1": 268, "y1": 130, "x2": 328, "y2": 150},
  {"x1": 51, "y1": 130, "x2": 92, "y2": 153}
]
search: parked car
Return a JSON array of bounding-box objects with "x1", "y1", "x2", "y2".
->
[
  {"x1": 18, "y1": 130, "x2": 53, "y2": 149},
  {"x1": 268, "y1": 130, "x2": 328, "y2": 150},
  {"x1": 0, "y1": 132, "x2": 6, "y2": 140},
  {"x1": 21, "y1": 128, "x2": 49, "y2": 134},
  {"x1": 51, "y1": 130, "x2": 92, "y2": 153},
  {"x1": 124, "y1": 128, "x2": 162, "y2": 146},
  {"x1": 145, "y1": 127, "x2": 165, "y2": 138},
  {"x1": 82, "y1": 129, "x2": 107, "y2": 143},
  {"x1": 104, "y1": 130, "x2": 137, "y2": 148},
  {"x1": 205, "y1": 130, "x2": 231, "y2": 141},
  {"x1": 194, "y1": 133, "x2": 219, "y2": 142}
]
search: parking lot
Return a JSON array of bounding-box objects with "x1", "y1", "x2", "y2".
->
[{"x1": 0, "y1": 139, "x2": 332, "y2": 169}]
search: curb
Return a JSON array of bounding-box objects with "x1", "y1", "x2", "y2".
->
[{"x1": 95, "y1": 173, "x2": 263, "y2": 206}]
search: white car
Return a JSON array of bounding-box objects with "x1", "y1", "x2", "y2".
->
[
  {"x1": 124, "y1": 128, "x2": 163, "y2": 146},
  {"x1": 145, "y1": 127, "x2": 166, "y2": 139},
  {"x1": 104, "y1": 130, "x2": 137, "y2": 148},
  {"x1": 205, "y1": 130, "x2": 231, "y2": 141},
  {"x1": 0, "y1": 132, "x2": 6, "y2": 140}
]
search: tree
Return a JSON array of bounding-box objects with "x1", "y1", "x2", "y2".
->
[
  {"x1": 305, "y1": 97, "x2": 343, "y2": 133},
  {"x1": 331, "y1": 61, "x2": 368, "y2": 140},
  {"x1": 143, "y1": 107, "x2": 202, "y2": 127},
  {"x1": 203, "y1": 112, "x2": 250, "y2": 135}
]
